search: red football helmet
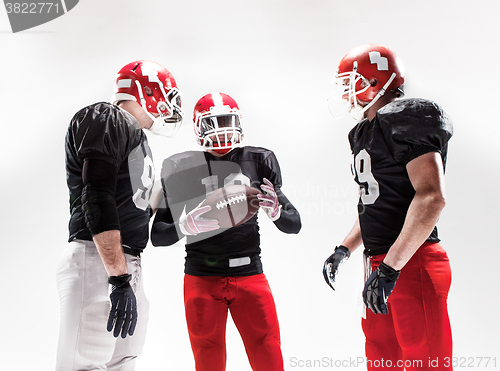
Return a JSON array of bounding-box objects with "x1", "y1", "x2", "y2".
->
[
  {"x1": 329, "y1": 44, "x2": 405, "y2": 120},
  {"x1": 193, "y1": 92, "x2": 243, "y2": 154},
  {"x1": 113, "y1": 60, "x2": 184, "y2": 137}
]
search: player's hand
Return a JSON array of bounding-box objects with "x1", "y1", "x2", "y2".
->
[
  {"x1": 322, "y1": 245, "x2": 350, "y2": 290},
  {"x1": 179, "y1": 202, "x2": 220, "y2": 236},
  {"x1": 258, "y1": 178, "x2": 282, "y2": 221},
  {"x1": 107, "y1": 274, "x2": 137, "y2": 338},
  {"x1": 363, "y1": 262, "x2": 400, "y2": 314}
]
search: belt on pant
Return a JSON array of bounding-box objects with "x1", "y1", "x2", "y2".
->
[{"x1": 123, "y1": 246, "x2": 141, "y2": 257}]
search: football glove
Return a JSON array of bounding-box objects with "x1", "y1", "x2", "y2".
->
[
  {"x1": 363, "y1": 262, "x2": 400, "y2": 315},
  {"x1": 322, "y1": 245, "x2": 350, "y2": 290},
  {"x1": 258, "y1": 178, "x2": 282, "y2": 221},
  {"x1": 179, "y1": 202, "x2": 219, "y2": 236},
  {"x1": 107, "y1": 274, "x2": 137, "y2": 338}
]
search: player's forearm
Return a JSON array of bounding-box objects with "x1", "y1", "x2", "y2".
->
[
  {"x1": 93, "y1": 230, "x2": 128, "y2": 276},
  {"x1": 341, "y1": 217, "x2": 363, "y2": 253},
  {"x1": 383, "y1": 191, "x2": 445, "y2": 270},
  {"x1": 150, "y1": 206, "x2": 182, "y2": 246},
  {"x1": 274, "y1": 208, "x2": 301, "y2": 234},
  {"x1": 273, "y1": 193, "x2": 301, "y2": 234},
  {"x1": 82, "y1": 158, "x2": 126, "y2": 277},
  {"x1": 151, "y1": 221, "x2": 182, "y2": 246}
]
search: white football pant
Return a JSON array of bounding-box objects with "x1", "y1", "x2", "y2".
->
[{"x1": 56, "y1": 240, "x2": 149, "y2": 371}]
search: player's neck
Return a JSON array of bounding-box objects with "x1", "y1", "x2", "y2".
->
[{"x1": 365, "y1": 94, "x2": 399, "y2": 121}]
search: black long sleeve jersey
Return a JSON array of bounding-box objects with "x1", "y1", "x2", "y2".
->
[
  {"x1": 348, "y1": 98, "x2": 453, "y2": 257},
  {"x1": 151, "y1": 146, "x2": 301, "y2": 276},
  {"x1": 65, "y1": 102, "x2": 154, "y2": 253}
]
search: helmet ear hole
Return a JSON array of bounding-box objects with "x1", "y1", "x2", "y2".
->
[
  {"x1": 370, "y1": 79, "x2": 378, "y2": 87},
  {"x1": 144, "y1": 86, "x2": 153, "y2": 96},
  {"x1": 157, "y1": 101, "x2": 168, "y2": 113}
]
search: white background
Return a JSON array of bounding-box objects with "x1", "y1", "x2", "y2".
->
[{"x1": 1, "y1": 1, "x2": 499, "y2": 370}]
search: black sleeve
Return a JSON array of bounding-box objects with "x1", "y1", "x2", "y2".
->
[
  {"x1": 81, "y1": 158, "x2": 120, "y2": 235},
  {"x1": 273, "y1": 189, "x2": 301, "y2": 234},
  {"x1": 150, "y1": 205, "x2": 182, "y2": 246},
  {"x1": 260, "y1": 150, "x2": 301, "y2": 234},
  {"x1": 378, "y1": 98, "x2": 453, "y2": 165},
  {"x1": 150, "y1": 164, "x2": 188, "y2": 247}
]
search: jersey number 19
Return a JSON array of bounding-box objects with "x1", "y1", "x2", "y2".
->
[{"x1": 353, "y1": 149, "x2": 379, "y2": 205}]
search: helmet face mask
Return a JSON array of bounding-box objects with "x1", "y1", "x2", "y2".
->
[
  {"x1": 113, "y1": 60, "x2": 184, "y2": 137},
  {"x1": 147, "y1": 86, "x2": 184, "y2": 137},
  {"x1": 329, "y1": 64, "x2": 372, "y2": 120},
  {"x1": 193, "y1": 93, "x2": 243, "y2": 154},
  {"x1": 328, "y1": 44, "x2": 405, "y2": 121}
]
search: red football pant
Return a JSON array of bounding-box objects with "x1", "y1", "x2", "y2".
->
[
  {"x1": 184, "y1": 274, "x2": 283, "y2": 371},
  {"x1": 362, "y1": 242, "x2": 453, "y2": 370}
]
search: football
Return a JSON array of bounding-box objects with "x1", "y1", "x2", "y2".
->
[{"x1": 201, "y1": 185, "x2": 261, "y2": 228}]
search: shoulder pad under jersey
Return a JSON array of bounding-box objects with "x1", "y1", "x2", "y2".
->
[
  {"x1": 70, "y1": 102, "x2": 143, "y2": 166},
  {"x1": 377, "y1": 98, "x2": 453, "y2": 164}
]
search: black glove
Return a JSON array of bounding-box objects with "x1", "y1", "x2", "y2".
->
[
  {"x1": 107, "y1": 274, "x2": 137, "y2": 338},
  {"x1": 323, "y1": 245, "x2": 350, "y2": 290},
  {"x1": 363, "y1": 262, "x2": 400, "y2": 315}
]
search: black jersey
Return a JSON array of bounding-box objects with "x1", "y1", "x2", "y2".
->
[
  {"x1": 65, "y1": 102, "x2": 155, "y2": 253},
  {"x1": 152, "y1": 146, "x2": 300, "y2": 276},
  {"x1": 348, "y1": 98, "x2": 453, "y2": 256}
]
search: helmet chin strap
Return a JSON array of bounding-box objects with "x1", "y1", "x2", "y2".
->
[
  {"x1": 149, "y1": 116, "x2": 182, "y2": 137},
  {"x1": 213, "y1": 147, "x2": 232, "y2": 155},
  {"x1": 351, "y1": 72, "x2": 397, "y2": 120},
  {"x1": 204, "y1": 133, "x2": 238, "y2": 151}
]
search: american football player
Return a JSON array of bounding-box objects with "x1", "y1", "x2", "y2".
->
[
  {"x1": 57, "y1": 60, "x2": 184, "y2": 371},
  {"x1": 151, "y1": 92, "x2": 301, "y2": 371},
  {"x1": 323, "y1": 44, "x2": 453, "y2": 370}
]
